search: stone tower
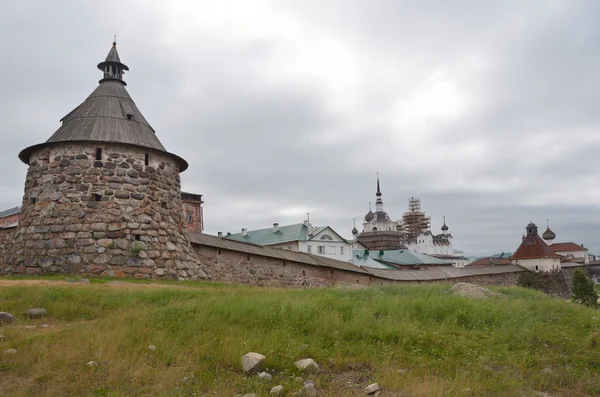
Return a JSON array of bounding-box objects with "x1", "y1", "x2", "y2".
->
[{"x1": 3, "y1": 41, "x2": 207, "y2": 280}]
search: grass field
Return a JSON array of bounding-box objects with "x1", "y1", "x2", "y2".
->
[{"x1": 0, "y1": 278, "x2": 599, "y2": 396}]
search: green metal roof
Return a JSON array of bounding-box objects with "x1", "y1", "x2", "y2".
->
[
  {"x1": 226, "y1": 223, "x2": 310, "y2": 245},
  {"x1": 352, "y1": 249, "x2": 453, "y2": 269}
]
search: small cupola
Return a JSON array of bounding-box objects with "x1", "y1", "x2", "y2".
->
[
  {"x1": 526, "y1": 222, "x2": 538, "y2": 236},
  {"x1": 97, "y1": 38, "x2": 129, "y2": 86}
]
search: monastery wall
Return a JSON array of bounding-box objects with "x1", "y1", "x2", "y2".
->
[
  {"x1": 1, "y1": 143, "x2": 206, "y2": 280},
  {"x1": 191, "y1": 240, "x2": 524, "y2": 288}
]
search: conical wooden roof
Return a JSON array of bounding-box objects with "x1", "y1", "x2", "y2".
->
[{"x1": 19, "y1": 42, "x2": 188, "y2": 171}]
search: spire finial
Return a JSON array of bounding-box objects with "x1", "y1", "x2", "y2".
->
[
  {"x1": 353, "y1": 218, "x2": 356, "y2": 228},
  {"x1": 369, "y1": 202, "x2": 372, "y2": 211},
  {"x1": 376, "y1": 173, "x2": 381, "y2": 197},
  {"x1": 113, "y1": 34, "x2": 117, "y2": 46},
  {"x1": 546, "y1": 218, "x2": 549, "y2": 228}
]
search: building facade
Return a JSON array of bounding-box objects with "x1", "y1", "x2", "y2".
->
[
  {"x1": 1, "y1": 41, "x2": 206, "y2": 280},
  {"x1": 510, "y1": 222, "x2": 561, "y2": 272},
  {"x1": 226, "y1": 221, "x2": 357, "y2": 262}
]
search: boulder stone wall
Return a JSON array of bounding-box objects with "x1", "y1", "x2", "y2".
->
[{"x1": 2, "y1": 142, "x2": 206, "y2": 280}]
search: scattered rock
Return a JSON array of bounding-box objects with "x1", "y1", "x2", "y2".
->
[
  {"x1": 462, "y1": 387, "x2": 472, "y2": 393},
  {"x1": 303, "y1": 379, "x2": 314, "y2": 385},
  {"x1": 87, "y1": 361, "x2": 98, "y2": 367},
  {"x1": 241, "y1": 352, "x2": 266, "y2": 373},
  {"x1": 365, "y1": 383, "x2": 380, "y2": 394},
  {"x1": 65, "y1": 278, "x2": 76, "y2": 283},
  {"x1": 450, "y1": 283, "x2": 500, "y2": 299},
  {"x1": 299, "y1": 383, "x2": 318, "y2": 396},
  {"x1": 541, "y1": 367, "x2": 553, "y2": 375},
  {"x1": 242, "y1": 394, "x2": 257, "y2": 397},
  {"x1": 24, "y1": 308, "x2": 47, "y2": 319},
  {"x1": 295, "y1": 358, "x2": 319, "y2": 373},
  {"x1": 4, "y1": 348, "x2": 17, "y2": 355},
  {"x1": 258, "y1": 372, "x2": 272, "y2": 380},
  {"x1": 40, "y1": 324, "x2": 49, "y2": 328},
  {"x1": 397, "y1": 369, "x2": 405, "y2": 374},
  {"x1": 270, "y1": 385, "x2": 284, "y2": 395},
  {"x1": 0, "y1": 312, "x2": 15, "y2": 324},
  {"x1": 148, "y1": 345, "x2": 157, "y2": 352},
  {"x1": 79, "y1": 278, "x2": 90, "y2": 284},
  {"x1": 24, "y1": 325, "x2": 36, "y2": 330}
]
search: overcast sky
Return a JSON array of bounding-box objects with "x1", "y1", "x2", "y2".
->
[{"x1": 1, "y1": 0, "x2": 599, "y2": 256}]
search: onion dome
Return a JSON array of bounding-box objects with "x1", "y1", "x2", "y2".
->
[
  {"x1": 542, "y1": 220, "x2": 556, "y2": 241},
  {"x1": 542, "y1": 228, "x2": 556, "y2": 240},
  {"x1": 352, "y1": 226, "x2": 358, "y2": 235},
  {"x1": 441, "y1": 216, "x2": 449, "y2": 231},
  {"x1": 365, "y1": 210, "x2": 374, "y2": 222},
  {"x1": 374, "y1": 210, "x2": 389, "y2": 220}
]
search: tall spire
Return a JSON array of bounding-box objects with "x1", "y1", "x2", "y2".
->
[
  {"x1": 375, "y1": 173, "x2": 384, "y2": 211},
  {"x1": 352, "y1": 218, "x2": 358, "y2": 235},
  {"x1": 97, "y1": 38, "x2": 129, "y2": 86}
]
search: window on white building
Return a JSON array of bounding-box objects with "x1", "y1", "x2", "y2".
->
[
  {"x1": 307, "y1": 245, "x2": 312, "y2": 253},
  {"x1": 328, "y1": 246, "x2": 336, "y2": 254},
  {"x1": 320, "y1": 234, "x2": 333, "y2": 240},
  {"x1": 340, "y1": 246, "x2": 344, "y2": 255},
  {"x1": 318, "y1": 246, "x2": 325, "y2": 254}
]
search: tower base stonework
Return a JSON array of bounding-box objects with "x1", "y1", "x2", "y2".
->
[{"x1": 3, "y1": 143, "x2": 207, "y2": 280}]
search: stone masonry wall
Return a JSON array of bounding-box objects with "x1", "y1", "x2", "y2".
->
[
  {"x1": 192, "y1": 243, "x2": 524, "y2": 288},
  {"x1": 0, "y1": 227, "x2": 15, "y2": 265},
  {"x1": 193, "y1": 244, "x2": 374, "y2": 287},
  {"x1": 2, "y1": 143, "x2": 206, "y2": 280}
]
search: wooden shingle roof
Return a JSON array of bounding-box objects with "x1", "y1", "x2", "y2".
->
[{"x1": 19, "y1": 42, "x2": 188, "y2": 171}]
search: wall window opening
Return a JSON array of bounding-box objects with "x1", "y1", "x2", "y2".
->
[
  {"x1": 96, "y1": 148, "x2": 102, "y2": 160},
  {"x1": 144, "y1": 154, "x2": 149, "y2": 166},
  {"x1": 94, "y1": 194, "x2": 102, "y2": 202},
  {"x1": 30, "y1": 197, "x2": 37, "y2": 204},
  {"x1": 318, "y1": 246, "x2": 326, "y2": 254},
  {"x1": 134, "y1": 235, "x2": 141, "y2": 241}
]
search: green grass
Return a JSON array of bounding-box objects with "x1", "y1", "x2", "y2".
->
[{"x1": 0, "y1": 279, "x2": 599, "y2": 396}]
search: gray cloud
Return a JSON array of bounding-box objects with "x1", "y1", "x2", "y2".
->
[{"x1": 0, "y1": 0, "x2": 598, "y2": 256}]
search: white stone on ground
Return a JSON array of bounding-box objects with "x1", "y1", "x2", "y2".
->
[
  {"x1": 148, "y1": 345, "x2": 157, "y2": 351},
  {"x1": 299, "y1": 383, "x2": 318, "y2": 396},
  {"x1": 87, "y1": 361, "x2": 98, "y2": 367},
  {"x1": 270, "y1": 385, "x2": 284, "y2": 395},
  {"x1": 258, "y1": 372, "x2": 272, "y2": 380},
  {"x1": 365, "y1": 383, "x2": 380, "y2": 394},
  {"x1": 24, "y1": 308, "x2": 47, "y2": 318},
  {"x1": 4, "y1": 348, "x2": 17, "y2": 355},
  {"x1": 241, "y1": 352, "x2": 266, "y2": 373},
  {"x1": 295, "y1": 358, "x2": 319, "y2": 372},
  {"x1": 541, "y1": 367, "x2": 553, "y2": 375}
]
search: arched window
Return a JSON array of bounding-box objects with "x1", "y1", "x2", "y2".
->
[
  {"x1": 320, "y1": 234, "x2": 333, "y2": 240},
  {"x1": 373, "y1": 227, "x2": 378, "y2": 231}
]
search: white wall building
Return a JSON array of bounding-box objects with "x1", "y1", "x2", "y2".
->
[
  {"x1": 225, "y1": 221, "x2": 357, "y2": 262},
  {"x1": 510, "y1": 222, "x2": 561, "y2": 272}
]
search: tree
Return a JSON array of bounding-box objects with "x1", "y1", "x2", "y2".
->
[{"x1": 571, "y1": 268, "x2": 598, "y2": 307}]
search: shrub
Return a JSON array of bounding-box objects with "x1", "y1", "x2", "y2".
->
[
  {"x1": 571, "y1": 268, "x2": 598, "y2": 307},
  {"x1": 517, "y1": 272, "x2": 542, "y2": 290}
]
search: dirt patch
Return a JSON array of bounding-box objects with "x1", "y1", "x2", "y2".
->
[{"x1": 450, "y1": 282, "x2": 502, "y2": 299}]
